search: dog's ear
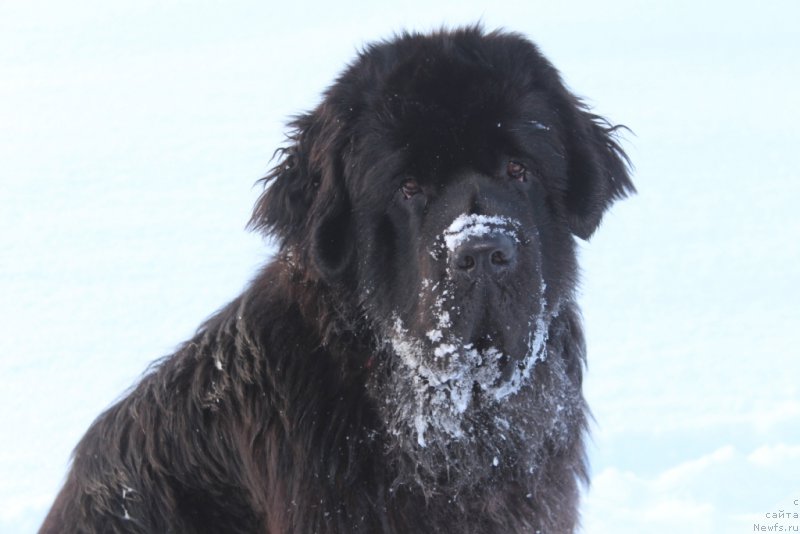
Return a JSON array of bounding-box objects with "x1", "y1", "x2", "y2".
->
[
  {"x1": 306, "y1": 170, "x2": 354, "y2": 281},
  {"x1": 249, "y1": 111, "x2": 354, "y2": 280},
  {"x1": 559, "y1": 101, "x2": 635, "y2": 240}
]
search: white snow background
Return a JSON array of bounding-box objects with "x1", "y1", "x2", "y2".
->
[{"x1": 1, "y1": 1, "x2": 798, "y2": 532}]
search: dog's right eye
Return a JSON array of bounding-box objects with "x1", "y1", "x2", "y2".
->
[
  {"x1": 401, "y1": 179, "x2": 422, "y2": 199},
  {"x1": 506, "y1": 161, "x2": 528, "y2": 182}
]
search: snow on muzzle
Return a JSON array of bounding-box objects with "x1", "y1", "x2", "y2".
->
[{"x1": 389, "y1": 213, "x2": 551, "y2": 426}]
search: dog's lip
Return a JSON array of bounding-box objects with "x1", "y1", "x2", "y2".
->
[
  {"x1": 468, "y1": 325, "x2": 524, "y2": 355},
  {"x1": 469, "y1": 333, "x2": 495, "y2": 354}
]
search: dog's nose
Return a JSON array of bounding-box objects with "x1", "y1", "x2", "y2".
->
[{"x1": 451, "y1": 234, "x2": 518, "y2": 275}]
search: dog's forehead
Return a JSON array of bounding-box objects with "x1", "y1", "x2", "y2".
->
[
  {"x1": 372, "y1": 71, "x2": 521, "y2": 177},
  {"x1": 380, "y1": 50, "x2": 515, "y2": 134},
  {"x1": 375, "y1": 95, "x2": 557, "y2": 181},
  {"x1": 367, "y1": 48, "x2": 558, "y2": 174}
]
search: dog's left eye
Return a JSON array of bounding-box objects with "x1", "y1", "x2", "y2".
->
[
  {"x1": 506, "y1": 161, "x2": 528, "y2": 182},
  {"x1": 401, "y1": 179, "x2": 422, "y2": 199}
]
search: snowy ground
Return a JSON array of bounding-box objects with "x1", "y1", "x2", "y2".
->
[{"x1": 1, "y1": 1, "x2": 798, "y2": 532}]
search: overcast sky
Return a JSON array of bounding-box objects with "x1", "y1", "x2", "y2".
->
[{"x1": 1, "y1": 1, "x2": 799, "y2": 532}]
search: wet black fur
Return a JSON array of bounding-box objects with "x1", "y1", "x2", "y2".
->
[{"x1": 41, "y1": 27, "x2": 633, "y2": 533}]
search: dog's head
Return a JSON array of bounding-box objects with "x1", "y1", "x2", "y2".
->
[{"x1": 250, "y1": 27, "x2": 633, "y2": 491}]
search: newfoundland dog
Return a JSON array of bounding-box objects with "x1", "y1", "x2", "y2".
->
[{"x1": 41, "y1": 27, "x2": 633, "y2": 533}]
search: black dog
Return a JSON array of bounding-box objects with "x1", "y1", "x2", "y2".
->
[{"x1": 41, "y1": 27, "x2": 633, "y2": 533}]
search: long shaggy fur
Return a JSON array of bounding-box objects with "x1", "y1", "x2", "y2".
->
[{"x1": 41, "y1": 27, "x2": 633, "y2": 534}]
